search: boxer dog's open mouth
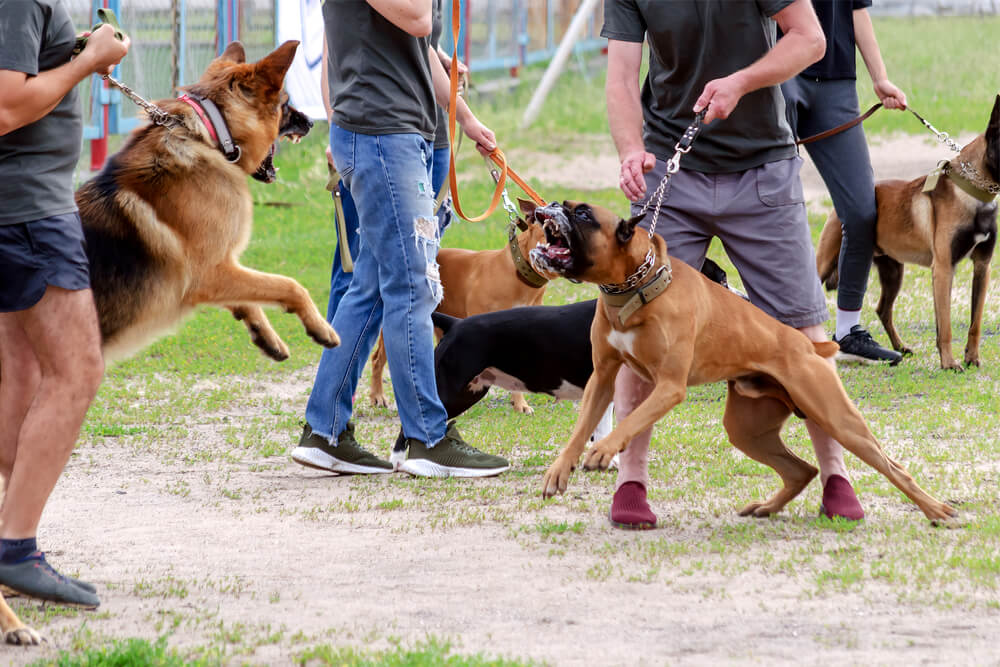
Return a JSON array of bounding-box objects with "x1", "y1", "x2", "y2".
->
[{"x1": 530, "y1": 203, "x2": 575, "y2": 274}]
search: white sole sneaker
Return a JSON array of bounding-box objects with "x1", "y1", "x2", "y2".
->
[
  {"x1": 397, "y1": 459, "x2": 509, "y2": 478},
  {"x1": 290, "y1": 446, "x2": 393, "y2": 474}
]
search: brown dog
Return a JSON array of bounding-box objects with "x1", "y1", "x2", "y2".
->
[
  {"x1": 369, "y1": 217, "x2": 549, "y2": 413},
  {"x1": 76, "y1": 40, "x2": 338, "y2": 363},
  {"x1": 530, "y1": 200, "x2": 955, "y2": 522},
  {"x1": 816, "y1": 96, "x2": 999, "y2": 370}
]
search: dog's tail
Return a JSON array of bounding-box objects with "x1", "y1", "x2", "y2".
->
[
  {"x1": 815, "y1": 212, "x2": 842, "y2": 291},
  {"x1": 431, "y1": 312, "x2": 460, "y2": 335}
]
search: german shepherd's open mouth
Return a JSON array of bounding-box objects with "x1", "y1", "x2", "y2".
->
[{"x1": 253, "y1": 93, "x2": 313, "y2": 183}]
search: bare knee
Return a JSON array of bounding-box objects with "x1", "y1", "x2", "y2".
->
[{"x1": 613, "y1": 367, "x2": 653, "y2": 415}]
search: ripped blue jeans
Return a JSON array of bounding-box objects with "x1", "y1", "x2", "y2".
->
[{"x1": 306, "y1": 125, "x2": 448, "y2": 446}]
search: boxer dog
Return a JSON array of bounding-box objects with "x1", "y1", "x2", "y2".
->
[
  {"x1": 816, "y1": 95, "x2": 999, "y2": 370},
  {"x1": 529, "y1": 200, "x2": 956, "y2": 522}
]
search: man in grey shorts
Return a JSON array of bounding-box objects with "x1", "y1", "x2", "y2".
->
[
  {"x1": 603, "y1": 0, "x2": 866, "y2": 529},
  {"x1": 0, "y1": 1, "x2": 129, "y2": 607}
]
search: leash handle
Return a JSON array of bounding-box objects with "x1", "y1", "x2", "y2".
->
[{"x1": 73, "y1": 8, "x2": 126, "y2": 56}]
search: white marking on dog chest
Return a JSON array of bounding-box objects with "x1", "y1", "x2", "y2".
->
[{"x1": 607, "y1": 329, "x2": 637, "y2": 355}]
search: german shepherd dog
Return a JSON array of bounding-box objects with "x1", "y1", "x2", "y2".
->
[
  {"x1": 79, "y1": 39, "x2": 339, "y2": 363},
  {"x1": 1, "y1": 42, "x2": 336, "y2": 645},
  {"x1": 816, "y1": 96, "x2": 999, "y2": 370}
]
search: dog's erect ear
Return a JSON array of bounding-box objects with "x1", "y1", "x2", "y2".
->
[
  {"x1": 218, "y1": 41, "x2": 247, "y2": 64},
  {"x1": 518, "y1": 198, "x2": 538, "y2": 219},
  {"x1": 255, "y1": 41, "x2": 300, "y2": 90},
  {"x1": 615, "y1": 213, "x2": 645, "y2": 244},
  {"x1": 986, "y1": 94, "x2": 1000, "y2": 177}
]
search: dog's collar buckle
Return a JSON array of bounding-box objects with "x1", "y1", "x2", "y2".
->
[{"x1": 924, "y1": 159, "x2": 999, "y2": 203}]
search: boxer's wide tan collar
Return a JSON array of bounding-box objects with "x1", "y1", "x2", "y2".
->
[
  {"x1": 600, "y1": 259, "x2": 673, "y2": 326},
  {"x1": 508, "y1": 223, "x2": 548, "y2": 288}
]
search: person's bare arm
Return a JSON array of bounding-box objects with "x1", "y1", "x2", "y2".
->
[
  {"x1": 427, "y1": 46, "x2": 495, "y2": 154},
  {"x1": 853, "y1": 8, "x2": 906, "y2": 109},
  {"x1": 366, "y1": 0, "x2": 432, "y2": 36},
  {"x1": 695, "y1": 0, "x2": 825, "y2": 124},
  {"x1": 0, "y1": 24, "x2": 129, "y2": 136},
  {"x1": 606, "y1": 39, "x2": 654, "y2": 202}
]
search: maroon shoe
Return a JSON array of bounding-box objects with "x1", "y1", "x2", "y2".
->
[
  {"x1": 819, "y1": 474, "x2": 865, "y2": 521},
  {"x1": 609, "y1": 481, "x2": 657, "y2": 530}
]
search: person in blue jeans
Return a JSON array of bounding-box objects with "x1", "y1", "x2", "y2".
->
[
  {"x1": 292, "y1": 0, "x2": 509, "y2": 478},
  {"x1": 781, "y1": 0, "x2": 906, "y2": 365},
  {"x1": 320, "y1": 0, "x2": 462, "y2": 313}
]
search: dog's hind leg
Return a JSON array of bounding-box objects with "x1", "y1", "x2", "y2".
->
[
  {"x1": 369, "y1": 333, "x2": 390, "y2": 408},
  {"x1": 724, "y1": 382, "x2": 817, "y2": 517},
  {"x1": 190, "y1": 264, "x2": 340, "y2": 351},
  {"x1": 815, "y1": 212, "x2": 843, "y2": 290},
  {"x1": 873, "y1": 256, "x2": 910, "y2": 355},
  {"x1": 785, "y1": 358, "x2": 957, "y2": 521},
  {"x1": 229, "y1": 306, "x2": 290, "y2": 361},
  {"x1": 965, "y1": 231, "x2": 995, "y2": 367}
]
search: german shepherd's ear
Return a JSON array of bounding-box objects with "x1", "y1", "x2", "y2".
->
[
  {"x1": 254, "y1": 41, "x2": 299, "y2": 91},
  {"x1": 518, "y1": 198, "x2": 538, "y2": 219},
  {"x1": 616, "y1": 213, "x2": 645, "y2": 244},
  {"x1": 218, "y1": 41, "x2": 247, "y2": 63},
  {"x1": 986, "y1": 94, "x2": 1000, "y2": 178}
]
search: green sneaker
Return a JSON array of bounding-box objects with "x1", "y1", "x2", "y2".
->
[
  {"x1": 398, "y1": 421, "x2": 509, "y2": 478},
  {"x1": 291, "y1": 422, "x2": 393, "y2": 474}
]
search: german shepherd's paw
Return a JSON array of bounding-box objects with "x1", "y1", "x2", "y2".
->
[
  {"x1": 307, "y1": 321, "x2": 340, "y2": 349},
  {"x1": 4, "y1": 624, "x2": 43, "y2": 646},
  {"x1": 582, "y1": 439, "x2": 619, "y2": 470},
  {"x1": 541, "y1": 455, "x2": 576, "y2": 498},
  {"x1": 369, "y1": 390, "x2": 390, "y2": 409}
]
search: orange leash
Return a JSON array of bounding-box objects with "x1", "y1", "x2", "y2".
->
[{"x1": 447, "y1": 0, "x2": 545, "y2": 222}]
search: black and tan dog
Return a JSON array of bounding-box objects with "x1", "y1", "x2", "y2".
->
[
  {"x1": 528, "y1": 200, "x2": 955, "y2": 522},
  {"x1": 816, "y1": 95, "x2": 999, "y2": 370},
  {"x1": 78, "y1": 40, "x2": 338, "y2": 363}
]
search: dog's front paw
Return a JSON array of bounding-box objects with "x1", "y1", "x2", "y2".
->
[
  {"x1": 940, "y1": 359, "x2": 964, "y2": 372},
  {"x1": 5, "y1": 625, "x2": 43, "y2": 646},
  {"x1": 582, "y1": 440, "x2": 619, "y2": 470},
  {"x1": 541, "y1": 456, "x2": 576, "y2": 498},
  {"x1": 310, "y1": 322, "x2": 340, "y2": 349},
  {"x1": 370, "y1": 391, "x2": 390, "y2": 409}
]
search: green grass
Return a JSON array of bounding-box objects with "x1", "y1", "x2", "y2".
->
[{"x1": 53, "y1": 14, "x2": 1000, "y2": 662}]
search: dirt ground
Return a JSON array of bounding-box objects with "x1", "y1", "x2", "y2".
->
[{"x1": 7, "y1": 133, "x2": 1000, "y2": 666}]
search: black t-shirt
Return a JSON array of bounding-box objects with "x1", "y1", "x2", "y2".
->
[
  {"x1": 801, "y1": 0, "x2": 872, "y2": 80},
  {"x1": 602, "y1": 0, "x2": 797, "y2": 173},
  {"x1": 0, "y1": 0, "x2": 82, "y2": 225},
  {"x1": 323, "y1": 0, "x2": 436, "y2": 141}
]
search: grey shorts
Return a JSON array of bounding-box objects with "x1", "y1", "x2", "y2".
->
[
  {"x1": 634, "y1": 156, "x2": 828, "y2": 328},
  {"x1": 0, "y1": 212, "x2": 91, "y2": 313}
]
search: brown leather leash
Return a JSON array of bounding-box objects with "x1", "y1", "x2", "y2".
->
[
  {"x1": 795, "y1": 103, "x2": 884, "y2": 145},
  {"x1": 446, "y1": 0, "x2": 545, "y2": 223}
]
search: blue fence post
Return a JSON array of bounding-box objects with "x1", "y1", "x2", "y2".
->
[{"x1": 217, "y1": 0, "x2": 239, "y2": 54}]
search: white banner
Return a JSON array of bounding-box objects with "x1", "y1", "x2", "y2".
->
[{"x1": 277, "y1": 0, "x2": 326, "y2": 121}]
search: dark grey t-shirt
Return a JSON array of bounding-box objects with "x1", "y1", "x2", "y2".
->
[
  {"x1": 323, "y1": 0, "x2": 436, "y2": 141},
  {"x1": 601, "y1": 0, "x2": 798, "y2": 173},
  {"x1": 0, "y1": 0, "x2": 82, "y2": 225},
  {"x1": 430, "y1": 0, "x2": 449, "y2": 150}
]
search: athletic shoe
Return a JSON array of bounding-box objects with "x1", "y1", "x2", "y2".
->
[
  {"x1": 397, "y1": 421, "x2": 509, "y2": 478},
  {"x1": 0, "y1": 552, "x2": 100, "y2": 608},
  {"x1": 291, "y1": 422, "x2": 393, "y2": 474},
  {"x1": 834, "y1": 326, "x2": 902, "y2": 365},
  {"x1": 608, "y1": 481, "x2": 657, "y2": 530},
  {"x1": 819, "y1": 474, "x2": 865, "y2": 521}
]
